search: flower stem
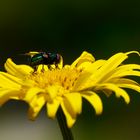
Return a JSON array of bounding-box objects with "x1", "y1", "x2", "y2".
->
[{"x1": 57, "y1": 107, "x2": 74, "y2": 140}]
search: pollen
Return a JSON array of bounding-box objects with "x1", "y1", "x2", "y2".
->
[{"x1": 28, "y1": 67, "x2": 83, "y2": 91}]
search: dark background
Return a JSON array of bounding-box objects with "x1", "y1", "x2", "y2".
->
[{"x1": 0, "y1": 0, "x2": 140, "y2": 140}]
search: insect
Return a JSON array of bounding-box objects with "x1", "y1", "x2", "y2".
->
[{"x1": 25, "y1": 51, "x2": 62, "y2": 71}]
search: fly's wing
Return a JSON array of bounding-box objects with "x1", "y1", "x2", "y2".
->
[{"x1": 24, "y1": 51, "x2": 40, "y2": 57}]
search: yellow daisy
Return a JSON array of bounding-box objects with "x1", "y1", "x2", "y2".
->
[{"x1": 0, "y1": 51, "x2": 140, "y2": 128}]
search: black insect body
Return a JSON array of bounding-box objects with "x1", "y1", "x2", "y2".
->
[{"x1": 30, "y1": 52, "x2": 61, "y2": 71}]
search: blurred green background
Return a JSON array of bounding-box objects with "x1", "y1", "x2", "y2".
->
[{"x1": 0, "y1": 0, "x2": 140, "y2": 140}]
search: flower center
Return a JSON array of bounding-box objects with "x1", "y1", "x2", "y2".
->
[{"x1": 28, "y1": 67, "x2": 83, "y2": 91}]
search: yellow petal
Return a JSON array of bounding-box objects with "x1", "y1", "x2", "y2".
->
[
  {"x1": 58, "y1": 55, "x2": 63, "y2": 69},
  {"x1": 117, "y1": 64, "x2": 140, "y2": 71},
  {"x1": 4, "y1": 58, "x2": 17, "y2": 74},
  {"x1": 111, "y1": 78, "x2": 139, "y2": 85},
  {"x1": 0, "y1": 72, "x2": 22, "y2": 84},
  {"x1": 112, "y1": 71, "x2": 140, "y2": 78},
  {"x1": 86, "y1": 52, "x2": 129, "y2": 86},
  {"x1": 28, "y1": 95, "x2": 45, "y2": 120},
  {"x1": 24, "y1": 87, "x2": 44, "y2": 102},
  {"x1": 47, "y1": 99, "x2": 61, "y2": 118},
  {"x1": 18, "y1": 65, "x2": 34, "y2": 74},
  {"x1": 63, "y1": 92, "x2": 82, "y2": 116},
  {"x1": 47, "y1": 85, "x2": 61, "y2": 102},
  {"x1": 73, "y1": 60, "x2": 106, "y2": 90},
  {"x1": 110, "y1": 78, "x2": 140, "y2": 93},
  {"x1": 73, "y1": 72, "x2": 92, "y2": 91},
  {"x1": 0, "y1": 72, "x2": 21, "y2": 89},
  {"x1": 106, "y1": 64, "x2": 140, "y2": 81},
  {"x1": 118, "y1": 84, "x2": 140, "y2": 93},
  {"x1": 82, "y1": 91, "x2": 103, "y2": 115},
  {"x1": 78, "y1": 60, "x2": 106, "y2": 73},
  {"x1": 97, "y1": 84, "x2": 130, "y2": 104},
  {"x1": 0, "y1": 89, "x2": 20, "y2": 106},
  {"x1": 61, "y1": 102, "x2": 76, "y2": 128},
  {"x1": 71, "y1": 51, "x2": 95, "y2": 68},
  {"x1": 4, "y1": 58, "x2": 33, "y2": 77},
  {"x1": 126, "y1": 51, "x2": 140, "y2": 56}
]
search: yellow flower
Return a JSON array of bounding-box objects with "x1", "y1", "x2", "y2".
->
[{"x1": 0, "y1": 51, "x2": 140, "y2": 128}]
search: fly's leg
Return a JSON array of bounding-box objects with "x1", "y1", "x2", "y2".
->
[
  {"x1": 41, "y1": 65, "x2": 45, "y2": 72},
  {"x1": 55, "y1": 64, "x2": 60, "y2": 69}
]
